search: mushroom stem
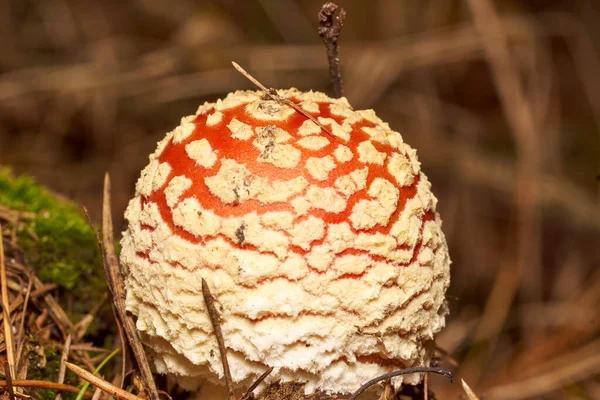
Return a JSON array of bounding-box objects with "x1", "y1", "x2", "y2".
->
[
  {"x1": 201, "y1": 279, "x2": 237, "y2": 400},
  {"x1": 348, "y1": 367, "x2": 454, "y2": 400},
  {"x1": 318, "y1": 2, "x2": 346, "y2": 98}
]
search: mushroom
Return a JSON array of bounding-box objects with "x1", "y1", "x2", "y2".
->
[{"x1": 120, "y1": 88, "x2": 451, "y2": 395}]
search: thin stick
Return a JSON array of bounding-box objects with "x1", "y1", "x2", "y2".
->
[
  {"x1": 17, "y1": 272, "x2": 33, "y2": 342},
  {"x1": 0, "y1": 380, "x2": 91, "y2": 397},
  {"x1": 100, "y1": 174, "x2": 159, "y2": 400},
  {"x1": 82, "y1": 205, "x2": 128, "y2": 389},
  {"x1": 54, "y1": 334, "x2": 72, "y2": 400},
  {"x1": 318, "y1": 2, "x2": 346, "y2": 98},
  {"x1": 231, "y1": 61, "x2": 334, "y2": 137},
  {"x1": 201, "y1": 279, "x2": 236, "y2": 400},
  {"x1": 158, "y1": 390, "x2": 173, "y2": 400},
  {"x1": 66, "y1": 362, "x2": 144, "y2": 400},
  {"x1": 348, "y1": 367, "x2": 454, "y2": 400},
  {"x1": 3, "y1": 361, "x2": 15, "y2": 400},
  {"x1": 1, "y1": 223, "x2": 16, "y2": 380},
  {"x1": 380, "y1": 381, "x2": 393, "y2": 400},
  {"x1": 461, "y1": 379, "x2": 480, "y2": 400},
  {"x1": 37, "y1": 282, "x2": 75, "y2": 337},
  {"x1": 241, "y1": 367, "x2": 274, "y2": 400},
  {"x1": 231, "y1": 62, "x2": 269, "y2": 93},
  {"x1": 74, "y1": 293, "x2": 108, "y2": 340},
  {"x1": 0, "y1": 284, "x2": 57, "y2": 325},
  {"x1": 90, "y1": 388, "x2": 102, "y2": 400},
  {"x1": 74, "y1": 347, "x2": 121, "y2": 400}
]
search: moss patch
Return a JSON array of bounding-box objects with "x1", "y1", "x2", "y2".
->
[{"x1": 0, "y1": 168, "x2": 105, "y2": 311}]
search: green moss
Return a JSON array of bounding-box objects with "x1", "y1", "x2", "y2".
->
[{"x1": 0, "y1": 168, "x2": 105, "y2": 305}]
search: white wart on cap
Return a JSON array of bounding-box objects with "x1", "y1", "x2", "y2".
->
[{"x1": 120, "y1": 88, "x2": 451, "y2": 394}]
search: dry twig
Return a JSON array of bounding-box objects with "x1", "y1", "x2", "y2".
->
[
  {"x1": 100, "y1": 174, "x2": 158, "y2": 400},
  {"x1": 240, "y1": 367, "x2": 273, "y2": 400},
  {"x1": 201, "y1": 279, "x2": 236, "y2": 400},
  {"x1": 348, "y1": 367, "x2": 454, "y2": 400},
  {"x1": 0, "y1": 380, "x2": 91, "y2": 398},
  {"x1": 1, "y1": 223, "x2": 16, "y2": 381},
  {"x1": 66, "y1": 362, "x2": 143, "y2": 400},
  {"x1": 74, "y1": 294, "x2": 108, "y2": 341},
  {"x1": 3, "y1": 361, "x2": 16, "y2": 400},
  {"x1": 461, "y1": 379, "x2": 480, "y2": 400},
  {"x1": 90, "y1": 388, "x2": 102, "y2": 400},
  {"x1": 17, "y1": 272, "x2": 33, "y2": 342},
  {"x1": 231, "y1": 61, "x2": 334, "y2": 137},
  {"x1": 0, "y1": 283, "x2": 57, "y2": 326},
  {"x1": 82, "y1": 205, "x2": 128, "y2": 389},
  {"x1": 54, "y1": 334, "x2": 72, "y2": 400},
  {"x1": 317, "y1": 2, "x2": 346, "y2": 98}
]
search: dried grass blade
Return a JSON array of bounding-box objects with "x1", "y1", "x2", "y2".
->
[
  {"x1": 461, "y1": 379, "x2": 480, "y2": 400},
  {"x1": 201, "y1": 279, "x2": 236, "y2": 400},
  {"x1": 74, "y1": 347, "x2": 121, "y2": 400},
  {"x1": 3, "y1": 361, "x2": 16, "y2": 400},
  {"x1": 36, "y1": 279, "x2": 75, "y2": 336},
  {"x1": 101, "y1": 173, "x2": 159, "y2": 400},
  {"x1": 66, "y1": 362, "x2": 144, "y2": 400},
  {"x1": 1, "y1": 223, "x2": 16, "y2": 380},
  {"x1": 17, "y1": 272, "x2": 33, "y2": 341},
  {"x1": 82, "y1": 205, "x2": 128, "y2": 389},
  {"x1": 0, "y1": 380, "x2": 91, "y2": 397},
  {"x1": 74, "y1": 293, "x2": 108, "y2": 341},
  {"x1": 54, "y1": 334, "x2": 72, "y2": 400},
  {"x1": 231, "y1": 61, "x2": 334, "y2": 137},
  {"x1": 348, "y1": 367, "x2": 454, "y2": 400},
  {"x1": 241, "y1": 367, "x2": 273, "y2": 400},
  {"x1": 90, "y1": 388, "x2": 102, "y2": 400},
  {"x1": 0, "y1": 283, "x2": 57, "y2": 326}
]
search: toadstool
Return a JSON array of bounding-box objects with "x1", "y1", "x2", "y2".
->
[{"x1": 120, "y1": 88, "x2": 451, "y2": 395}]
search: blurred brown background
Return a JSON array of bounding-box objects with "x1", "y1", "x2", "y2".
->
[{"x1": 1, "y1": 0, "x2": 599, "y2": 398}]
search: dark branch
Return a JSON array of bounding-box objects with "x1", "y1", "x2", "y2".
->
[
  {"x1": 202, "y1": 279, "x2": 237, "y2": 400},
  {"x1": 318, "y1": 2, "x2": 346, "y2": 98},
  {"x1": 347, "y1": 367, "x2": 454, "y2": 400},
  {"x1": 241, "y1": 367, "x2": 274, "y2": 400}
]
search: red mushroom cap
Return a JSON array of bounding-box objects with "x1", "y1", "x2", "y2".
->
[{"x1": 121, "y1": 89, "x2": 450, "y2": 394}]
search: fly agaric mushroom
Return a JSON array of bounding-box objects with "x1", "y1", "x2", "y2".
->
[{"x1": 120, "y1": 88, "x2": 451, "y2": 395}]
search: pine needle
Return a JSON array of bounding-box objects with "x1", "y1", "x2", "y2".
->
[
  {"x1": 66, "y1": 362, "x2": 143, "y2": 400},
  {"x1": 0, "y1": 379, "x2": 92, "y2": 397},
  {"x1": 74, "y1": 347, "x2": 121, "y2": 400},
  {"x1": 461, "y1": 379, "x2": 480, "y2": 400},
  {"x1": 1, "y1": 222, "x2": 16, "y2": 382},
  {"x1": 231, "y1": 61, "x2": 334, "y2": 137}
]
